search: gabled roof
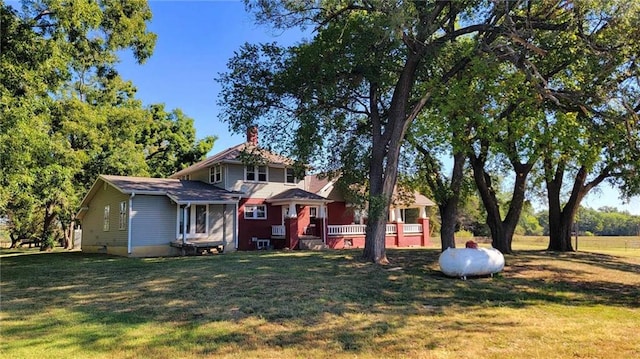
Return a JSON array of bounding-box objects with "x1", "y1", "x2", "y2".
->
[
  {"x1": 266, "y1": 188, "x2": 332, "y2": 205},
  {"x1": 170, "y1": 142, "x2": 294, "y2": 178},
  {"x1": 305, "y1": 173, "x2": 436, "y2": 208},
  {"x1": 77, "y1": 175, "x2": 241, "y2": 219},
  {"x1": 306, "y1": 173, "x2": 334, "y2": 194}
]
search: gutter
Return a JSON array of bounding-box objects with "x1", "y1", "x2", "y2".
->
[{"x1": 128, "y1": 192, "x2": 135, "y2": 254}]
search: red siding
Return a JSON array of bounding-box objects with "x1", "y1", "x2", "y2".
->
[
  {"x1": 327, "y1": 202, "x2": 354, "y2": 225},
  {"x1": 237, "y1": 198, "x2": 282, "y2": 250}
]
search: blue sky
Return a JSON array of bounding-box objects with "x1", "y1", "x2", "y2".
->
[{"x1": 112, "y1": 1, "x2": 638, "y2": 215}]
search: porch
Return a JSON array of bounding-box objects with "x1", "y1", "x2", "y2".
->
[{"x1": 271, "y1": 219, "x2": 430, "y2": 250}]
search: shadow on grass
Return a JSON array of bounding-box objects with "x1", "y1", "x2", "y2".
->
[{"x1": 1, "y1": 248, "x2": 638, "y2": 357}]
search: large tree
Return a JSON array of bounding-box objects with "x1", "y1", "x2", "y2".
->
[
  {"x1": 411, "y1": 0, "x2": 639, "y2": 253},
  {"x1": 1, "y1": 2, "x2": 214, "y2": 249},
  {"x1": 531, "y1": 1, "x2": 640, "y2": 251},
  {"x1": 220, "y1": 0, "x2": 534, "y2": 263}
]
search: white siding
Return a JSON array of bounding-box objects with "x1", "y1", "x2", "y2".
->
[
  {"x1": 189, "y1": 168, "x2": 209, "y2": 183},
  {"x1": 130, "y1": 195, "x2": 177, "y2": 246},
  {"x1": 207, "y1": 204, "x2": 236, "y2": 250},
  {"x1": 208, "y1": 204, "x2": 225, "y2": 242},
  {"x1": 227, "y1": 164, "x2": 304, "y2": 198}
]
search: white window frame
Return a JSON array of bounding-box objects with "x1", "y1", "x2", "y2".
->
[
  {"x1": 103, "y1": 205, "x2": 110, "y2": 231},
  {"x1": 245, "y1": 204, "x2": 267, "y2": 219},
  {"x1": 285, "y1": 167, "x2": 297, "y2": 184},
  {"x1": 245, "y1": 165, "x2": 268, "y2": 183},
  {"x1": 179, "y1": 204, "x2": 209, "y2": 237},
  {"x1": 309, "y1": 206, "x2": 318, "y2": 218},
  {"x1": 210, "y1": 165, "x2": 222, "y2": 183},
  {"x1": 119, "y1": 201, "x2": 127, "y2": 230}
]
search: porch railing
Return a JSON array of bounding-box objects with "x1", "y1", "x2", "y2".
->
[
  {"x1": 403, "y1": 224, "x2": 422, "y2": 233},
  {"x1": 327, "y1": 224, "x2": 406, "y2": 236},
  {"x1": 271, "y1": 225, "x2": 286, "y2": 238},
  {"x1": 386, "y1": 224, "x2": 397, "y2": 234},
  {"x1": 328, "y1": 224, "x2": 366, "y2": 236}
]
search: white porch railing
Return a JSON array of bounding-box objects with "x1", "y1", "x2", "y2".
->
[
  {"x1": 328, "y1": 224, "x2": 366, "y2": 236},
  {"x1": 327, "y1": 224, "x2": 406, "y2": 236},
  {"x1": 403, "y1": 224, "x2": 422, "y2": 233},
  {"x1": 271, "y1": 225, "x2": 286, "y2": 238},
  {"x1": 386, "y1": 224, "x2": 397, "y2": 234}
]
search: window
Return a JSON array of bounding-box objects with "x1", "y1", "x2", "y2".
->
[
  {"x1": 179, "y1": 208, "x2": 189, "y2": 234},
  {"x1": 195, "y1": 205, "x2": 206, "y2": 233},
  {"x1": 245, "y1": 204, "x2": 267, "y2": 219},
  {"x1": 180, "y1": 205, "x2": 207, "y2": 235},
  {"x1": 309, "y1": 206, "x2": 318, "y2": 218},
  {"x1": 180, "y1": 174, "x2": 191, "y2": 180},
  {"x1": 119, "y1": 201, "x2": 127, "y2": 230},
  {"x1": 285, "y1": 168, "x2": 297, "y2": 184},
  {"x1": 245, "y1": 165, "x2": 268, "y2": 182},
  {"x1": 210, "y1": 165, "x2": 222, "y2": 183},
  {"x1": 103, "y1": 205, "x2": 110, "y2": 231}
]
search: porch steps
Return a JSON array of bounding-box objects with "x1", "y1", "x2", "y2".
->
[{"x1": 299, "y1": 237, "x2": 327, "y2": 250}]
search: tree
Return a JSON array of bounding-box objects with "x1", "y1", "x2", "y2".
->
[
  {"x1": 532, "y1": 1, "x2": 640, "y2": 251},
  {"x1": 1, "y1": 2, "x2": 213, "y2": 249},
  {"x1": 220, "y1": 0, "x2": 533, "y2": 263}
]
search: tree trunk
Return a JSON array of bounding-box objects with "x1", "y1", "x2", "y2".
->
[
  {"x1": 469, "y1": 151, "x2": 511, "y2": 253},
  {"x1": 438, "y1": 152, "x2": 467, "y2": 250},
  {"x1": 61, "y1": 217, "x2": 72, "y2": 249},
  {"x1": 40, "y1": 201, "x2": 56, "y2": 251},
  {"x1": 439, "y1": 201, "x2": 457, "y2": 250},
  {"x1": 9, "y1": 233, "x2": 20, "y2": 249},
  {"x1": 469, "y1": 139, "x2": 534, "y2": 254},
  {"x1": 547, "y1": 214, "x2": 575, "y2": 251},
  {"x1": 363, "y1": 54, "x2": 424, "y2": 264},
  {"x1": 545, "y1": 162, "x2": 610, "y2": 251}
]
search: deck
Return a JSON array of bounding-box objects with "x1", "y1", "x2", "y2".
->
[{"x1": 170, "y1": 239, "x2": 225, "y2": 256}]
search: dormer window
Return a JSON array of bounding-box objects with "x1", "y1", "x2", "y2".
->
[
  {"x1": 285, "y1": 168, "x2": 297, "y2": 184},
  {"x1": 245, "y1": 165, "x2": 268, "y2": 182},
  {"x1": 210, "y1": 165, "x2": 222, "y2": 183}
]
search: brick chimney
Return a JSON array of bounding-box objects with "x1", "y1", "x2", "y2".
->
[{"x1": 247, "y1": 125, "x2": 258, "y2": 146}]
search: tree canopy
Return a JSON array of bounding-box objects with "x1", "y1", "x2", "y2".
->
[
  {"x1": 1, "y1": 1, "x2": 214, "y2": 249},
  {"x1": 219, "y1": 0, "x2": 639, "y2": 260}
]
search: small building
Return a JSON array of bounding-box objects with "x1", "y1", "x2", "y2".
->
[{"x1": 77, "y1": 127, "x2": 434, "y2": 257}]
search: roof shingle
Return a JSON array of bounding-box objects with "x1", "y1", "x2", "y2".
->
[{"x1": 102, "y1": 175, "x2": 241, "y2": 203}]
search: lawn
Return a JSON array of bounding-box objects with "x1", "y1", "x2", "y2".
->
[{"x1": 1, "y1": 244, "x2": 639, "y2": 358}]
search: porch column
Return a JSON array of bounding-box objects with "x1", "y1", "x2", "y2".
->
[
  {"x1": 419, "y1": 217, "x2": 431, "y2": 247},
  {"x1": 395, "y1": 217, "x2": 404, "y2": 247},
  {"x1": 320, "y1": 205, "x2": 327, "y2": 246},
  {"x1": 389, "y1": 208, "x2": 396, "y2": 222},
  {"x1": 285, "y1": 216, "x2": 299, "y2": 250},
  {"x1": 419, "y1": 206, "x2": 428, "y2": 219},
  {"x1": 287, "y1": 203, "x2": 297, "y2": 218},
  {"x1": 394, "y1": 208, "x2": 403, "y2": 223}
]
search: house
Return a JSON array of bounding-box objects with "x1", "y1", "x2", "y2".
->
[{"x1": 77, "y1": 127, "x2": 434, "y2": 257}]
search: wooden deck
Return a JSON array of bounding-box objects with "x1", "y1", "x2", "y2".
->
[{"x1": 170, "y1": 239, "x2": 225, "y2": 256}]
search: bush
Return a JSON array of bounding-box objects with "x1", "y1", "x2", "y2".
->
[{"x1": 455, "y1": 229, "x2": 474, "y2": 238}]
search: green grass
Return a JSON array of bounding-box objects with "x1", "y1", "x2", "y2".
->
[{"x1": 1, "y1": 244, "x2": 639, "y2": 358}]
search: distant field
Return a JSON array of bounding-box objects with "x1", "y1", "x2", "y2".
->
[{"x1": 449, "y1": 235, "x2": 640, "y2": 254}]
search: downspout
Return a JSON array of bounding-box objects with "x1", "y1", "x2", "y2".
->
[
  {"x1": 322, "y1": 205, "x2": 327, "y2": 245},
  {"x1": 183, "y1": 202, "x2": 191, "y2": 244},
  {"x1": 128, "y1": 192, "x2": 135, "y2": 254},
  {"x1": 234, "y1": 201, "x2": 239, "y2": 250}
]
